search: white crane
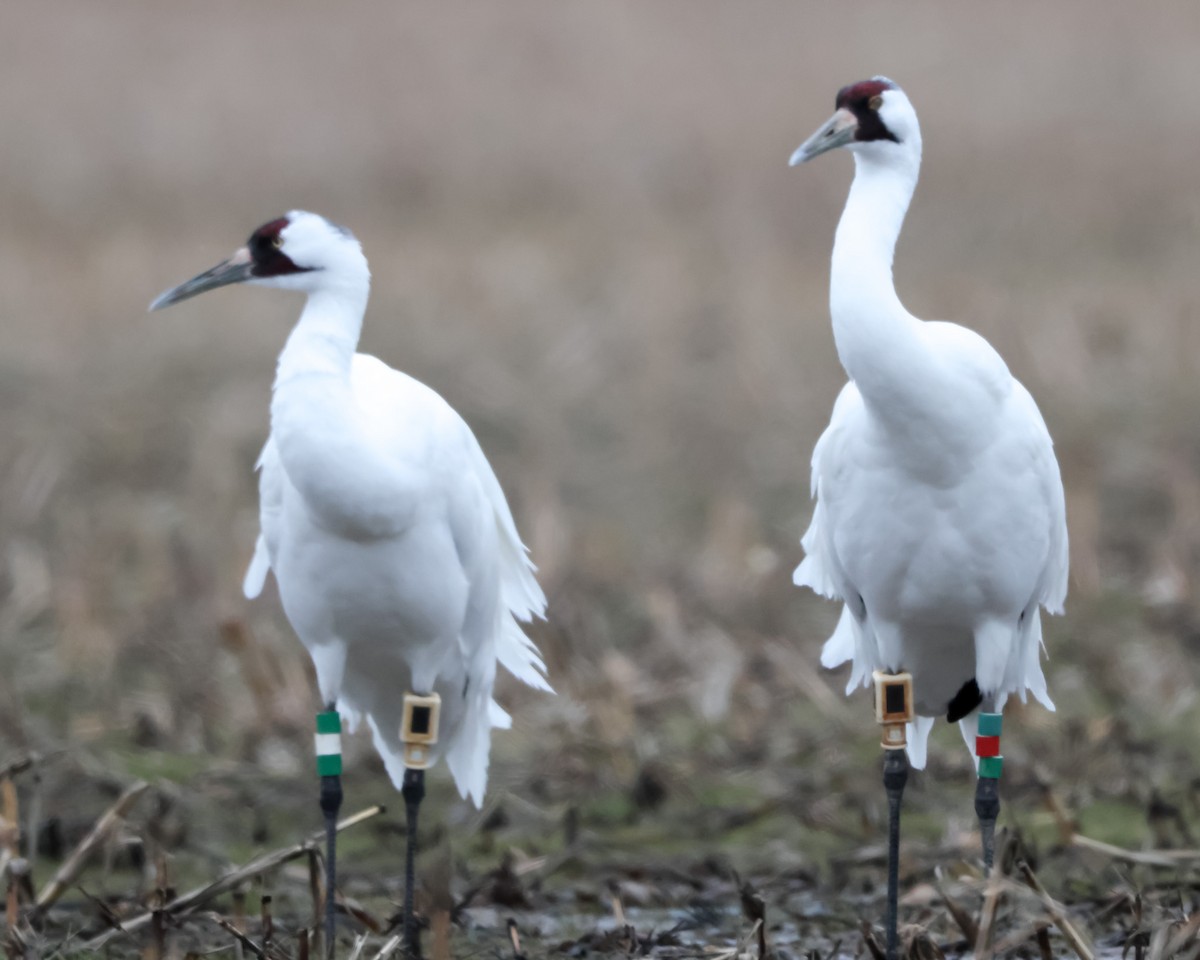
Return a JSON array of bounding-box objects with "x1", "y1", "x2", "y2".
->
[
  {"x1": 789, "y1": 78, "x2": 1067, "y2": 958},
  {"x1": 150, "y1": 211, "x2": 551, "y2": 959}
]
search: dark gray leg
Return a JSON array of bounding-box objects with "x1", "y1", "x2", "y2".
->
[
  {"x1": 883, "y1": 748, "x2": 909, "y2": 960},
  {"x1": 316, "y1": 705, "x2": 344, "y2": 959},
  {"x1": 401, "y1": 768, "x2": 426, "y2": 960},
  {"x1": 320, "y1": 772, "x2": 343, "y2": 958},
  {"x1": 873, "y1": 671, "x2": 914, "y2": 960},
  {"x1": 975, "y1": 776, "x2": 999, "y2": 872},
  {"x1": 398, "y1": 692, "x2": 440, "y2": 960}
]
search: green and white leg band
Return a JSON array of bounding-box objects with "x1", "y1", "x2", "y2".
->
[{"x1": 316, "y1": 710, "x2": 343, "y2": 777}]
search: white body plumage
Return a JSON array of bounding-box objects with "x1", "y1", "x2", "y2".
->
[
  {"x1": 153, "y1": 211, "x2": 550, "y2": 806},
  {"x1": 790, "y1": 80, "x2": 1068, "y2": 766}
]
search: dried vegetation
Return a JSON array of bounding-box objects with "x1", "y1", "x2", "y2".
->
[{"x1": 3, "y1": 3, "x2": 1200, "y2": 957}]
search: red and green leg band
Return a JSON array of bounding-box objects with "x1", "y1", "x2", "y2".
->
[
  {"x1": 315, "y1": 710, "x2": 343, "y2": 777},
  {"x1": 976, "y1": 712, "x2": 1003, "y2": 778}
]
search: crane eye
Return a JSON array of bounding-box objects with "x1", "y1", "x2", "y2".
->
[
  {"x1": 869, "y1": 94, "x2": 883, "y2": 111},
  {"x1": 271, "y1": 235, "x2": 284, "y2": 249}
]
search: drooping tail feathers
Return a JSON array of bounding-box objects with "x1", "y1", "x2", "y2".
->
[
  {"x1": 497, "y1": 615, "x2": 552, "y2": 692},
  {"x1": 243, "y1": 534, "x2": 271, "y2": 599},
  {"x1": 466, "y1": 424, "x2": 552, "y2": 692},
  {"x1": 443, "y1": 689, "x2": 494, "y2": 807}
]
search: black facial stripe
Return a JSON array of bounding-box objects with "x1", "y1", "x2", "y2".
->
[
  {"x1": 854, "y1": 108, "x2": 899, "y2": 145},
  {"x1": 246, "y1": 216, "x2": 315, "y2": 278},
  {"x1": 250, "y1": 249, "x2": 315, "y2": 278},
  {"x1": 835, "y1": 78, "x2": 900, "y2": 145}
]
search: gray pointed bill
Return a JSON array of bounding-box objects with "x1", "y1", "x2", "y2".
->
[
  {"x1": 789, "y1": 107, "x2": 858, "y2": 166},
  {"x1": 149, "y1": 247, "x2": 253, "y2": 311}
]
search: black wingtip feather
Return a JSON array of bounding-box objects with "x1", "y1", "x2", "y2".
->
[{"x1": 947, "y1": 678, "x2": 983, "y2": 723}]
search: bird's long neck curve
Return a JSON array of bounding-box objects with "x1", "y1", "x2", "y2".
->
[
  {"x1": 829, "y1": 149, "x2": 926, "y2": 410},
  {"x1": 274, "y1": 282, "x2": 369, "y2": 388},
  {"x1": 269, "y1": 275, "x2": 413, "y2": 537}
]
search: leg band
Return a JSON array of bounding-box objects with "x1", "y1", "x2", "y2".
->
[
  {"x1": 873, "y1": 670, "x2": 914, "y2": 750},
  {"x1": 401, "y1": 693, "x2": 441, "y2": 769},
  {"x1": 976, "y1": 713, "x2": 1002, "y2": 778},
  {"x1": 316, "y1": 710, "x2": 342, "y2": 777}
]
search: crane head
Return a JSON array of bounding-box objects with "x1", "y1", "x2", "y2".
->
[
  {"x1": 789, "y1": 77, "x2": 920, "y2": 167},
  {"x1": 149, "y1": 211, "x2": 367, "y2": 311}
]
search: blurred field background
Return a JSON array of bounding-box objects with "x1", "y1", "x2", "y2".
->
[{"x1": 3, "y1": 2, "x2": 1200, "y2": 956}]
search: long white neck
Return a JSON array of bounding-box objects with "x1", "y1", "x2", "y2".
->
[
  {"x1": 828, "y1": 145, "x2": 1014, "y2": 471},
  {"x1": 269, "y1": 277, "x2": 414, "y2": 537},
  {"x1": 829, "y1": 149, "x2": 925, "y2": 410},
  {"x1": 274, "y1": 283, "x2": 369, "y2": 387}
]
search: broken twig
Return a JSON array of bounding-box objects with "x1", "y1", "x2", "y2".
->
[
  {"x1": 80, "y1": 804, "x2": 384, "y2": 949},
  {"x1": 33, "y1": 779, "x2": 149, "y2": 916}
]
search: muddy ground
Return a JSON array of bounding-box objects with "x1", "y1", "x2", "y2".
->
[{"x1": 3, "y1": 4, "x2": 1200, "y2": 957}]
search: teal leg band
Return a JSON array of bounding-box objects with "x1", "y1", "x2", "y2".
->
[{"x1": 977, "y1": 712, "x2": 1002, "y2": 736}]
